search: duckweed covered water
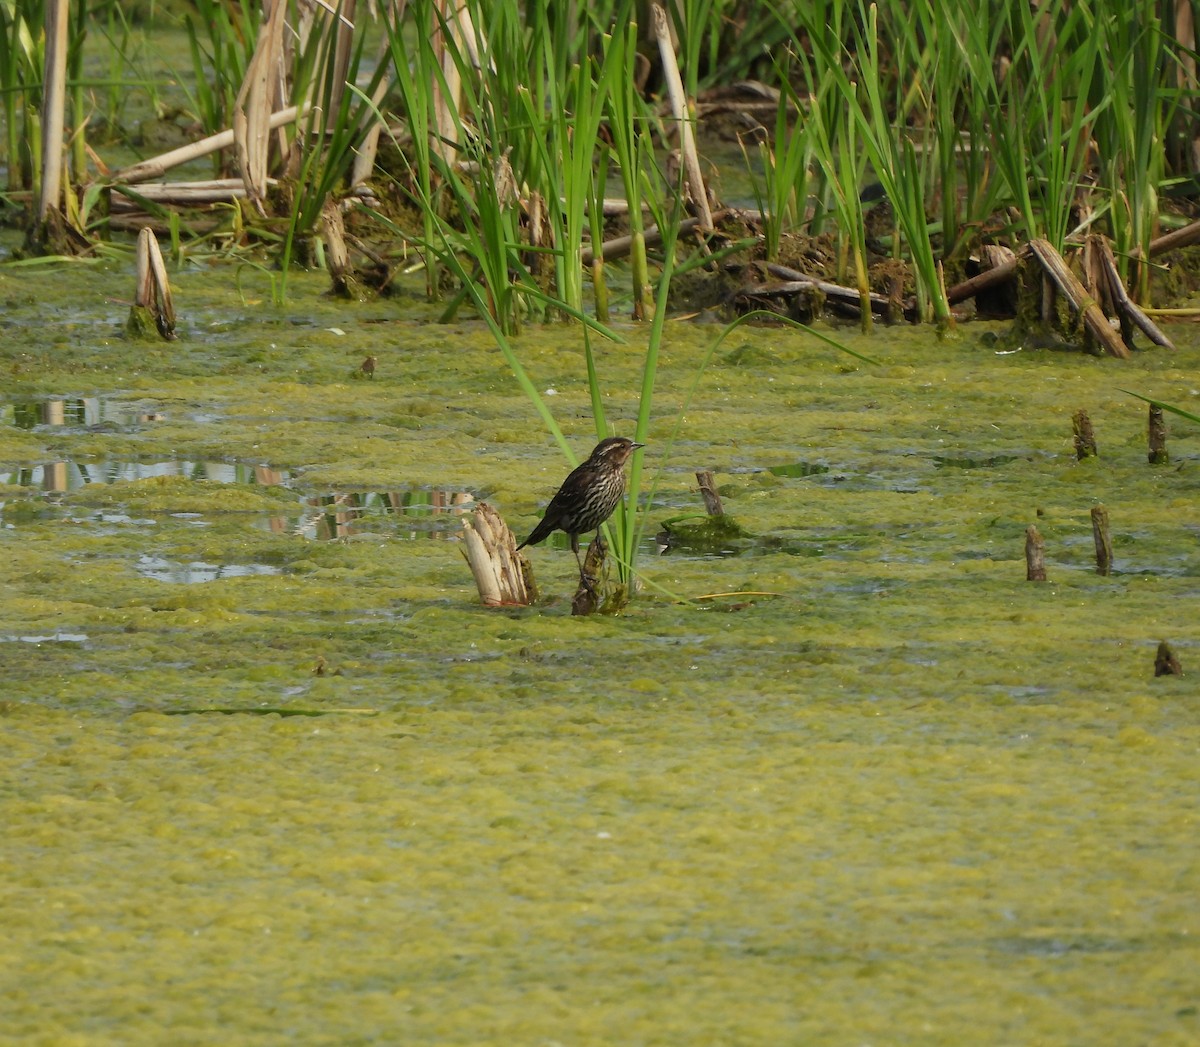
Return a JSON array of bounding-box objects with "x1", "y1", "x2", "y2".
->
[{"x1": 1, "y1": 258, "x2": 1198, "y2": 1044}]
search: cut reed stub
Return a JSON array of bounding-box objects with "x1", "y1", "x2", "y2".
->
[
  {"x1": 126, "y1": 227, "x2": 176, "y2": 340},
  {"x1": 571, "y1": 536, "x2": 609, "y2": 617},
  {"x1": 1073, "y1": 409, "x2": 1097, "y2": 460},
  {"x1": 320, "y1": 199, "x2": 364, "y2": 301},
  {"x1": 1148, "y1": 404, "x2": 1169, "y2": 465},
  {"x1": 1154, "y1": 641, "x2": 1183, "y2": 677},
  {"x1": 1025, "y1": 524, "x2": 1047, "y2": 582},
  {"x1": 1090, "y1": 505, "x2": 1113, "y2": 576},
  {"x1": 460, "y1": 502, "x2": 534, "y2": 607},
  {"x1": 695, "y1": 470, "x2": 725, "y2": 516},
  {"x1": 1029, "y1": 239, "x2": 1130, "y2": 358}
]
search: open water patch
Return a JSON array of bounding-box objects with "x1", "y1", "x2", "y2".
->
[
  {"x1": 768, "y1": 460, "x2": 832, "y2": 478},
  {"x1": 0, "y1": 631, "x2": 88, "y2": 645},
  {"x1": 932, "y1": 452, "x2": 1025, "y2": 469},
  {"x1": 134, "y1": 555, "x2": 284, "y2": 584}
]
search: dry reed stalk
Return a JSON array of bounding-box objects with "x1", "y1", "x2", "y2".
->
[
  {"x1": 1148, "y1": 404, "x2": 1169, "y2": 465},
  {"x1": 233, "y1": 0, "x2": 289, "y2": 214},
  {"x1": 581, "y1": 213, "x2": 721, "y2": 265},
  {"x1": 1029, "y1": 239, "x2": 1130, "y2": 358},
  {"x1": 1174, "y1": 0, "x2": 1199, "y2": 171},
  {"x1": 37, "y1": 0, "x2": 70, "y2": 224},
  {"x1": 1090, "y1": 505, "x2": 1113, "y2": 576},
  {"x1": 947, "y1": 245, "x2": 1030, "y2": 305},
  {"x1": 109, "y1": 106, "x2": 307, "y2": 187},
  {"x1": 352, "y1": 27, "x2": 397, "y2": 188},
  {"x1": 652, "y1": 3, "x2": 713, "y2": 233},
  {"x1": 695, "y1": 471, "x2": 724, "y2": 516},
  {"x1": 1093, "y1": 235, "x2": 1174, "y2": 349},
  {"x1": 1025, "y1": 525, "x2": 1047, "y2": 582},
  {"x1": 130, "y1": 227, "x2": 176, "y2": 340},
  {"x1": 1072, "y1": 409, "x2": 1097, "y2": 459},
  {"x1": 319, "y1": 198, "x2": 360, "y2": 299},
  {"x1": 431, "y1": 0, "x2": 471, "y2": 168}
]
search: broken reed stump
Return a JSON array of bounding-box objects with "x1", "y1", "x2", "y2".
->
[
  {"x1": 695, "y1": 470, "x2": 725, "y2": 516},
  {"x1": 1090, "y1": 234, "x2": 1174, "y2": 351},
  {"x1": 1148, "y1": 404, "x2": 1168, "y2": 465},
  {"x1": 1029, "y1": 239, "x2": 1131, "y2": 358},
  {"x1": 125, "y1": 227, "x2": 176, "y2": 340},
  {"x1": 972, "y1": 244, "x2": 1019, "y2": 316},
  {"x1": 1072, "y1": 409, "x2": 1097, "y2": 460},
  {"x1": 320, "y1": 199, "x2": 365, "y2": 300},
  {"x1": 947, "y1": 244, "x2": 1028, "y2": 308},
  {"x1": 1025, "y1": 525, "x2": 1047, "y2": 581},
  {"x1": 1154, "y1": 641, "x2": 1183, "y2": 677},
  {"x1": 460, "y1": 502, "x2": 534, "y2": 607},
  {"x1": 1090, "y1": 505, "x2": 1113, "y2": 576},
  {"x1": 571, "y1": 536, "x2": 609, "y2": 617}
]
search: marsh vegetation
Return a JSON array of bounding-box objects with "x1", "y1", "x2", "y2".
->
[{"x1": 1, "y1": 3, "x2": 1198, "y2": 1042}]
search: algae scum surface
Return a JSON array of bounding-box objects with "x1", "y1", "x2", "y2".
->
[{"x1": 1, "y1": 261, "x2": 1198, "y2": 1044}]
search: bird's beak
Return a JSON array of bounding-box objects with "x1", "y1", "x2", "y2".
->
[{"x1": 631, "y1": 442, "x2": 645, "y2": 450}]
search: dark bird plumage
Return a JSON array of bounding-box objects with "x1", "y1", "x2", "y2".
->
[{"x1": 518, "y1": 437, "x2": 644, "y2": 579}]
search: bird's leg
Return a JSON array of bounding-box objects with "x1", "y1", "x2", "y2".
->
[{"x1": 570, "y1": 532, "x2": 594, "y2": 592}]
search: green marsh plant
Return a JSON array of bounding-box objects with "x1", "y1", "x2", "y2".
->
[
  {"x1": 278, "y1": 4, "x2": 386, "y2": 301},
  {"x1": 797, "y1": 49, "x2": 874, "y2": 328},
  {"x1": 846, "y1": 3, "x2": 951, "y2": 325},
  {"x1": 604, "y1": 15, "x2": 659, "y2": 321},
  {"x1": 743, "y1": 51, "x2": 814, "y2": 263},
  {"x1": 1, "y1": 0, "x2": 43, "y2": 192},
  {"x1": 181, "y1": 0, "x2": 257, "y2": 151},
  {"x1": 1090, "y1": 0, "x2": 1175, "y2": 302},
  {"x1": 959, "y1": 0, "x2": 1102, "y2": 251}
]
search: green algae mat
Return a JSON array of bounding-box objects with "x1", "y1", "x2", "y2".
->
[{"x1": 1, "y1": 262, "x2": 1197, "y2": 1044}]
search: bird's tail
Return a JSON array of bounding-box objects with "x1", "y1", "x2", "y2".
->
[{"x1": 516, "y1": 517, "x2": 554, "y2": 550}]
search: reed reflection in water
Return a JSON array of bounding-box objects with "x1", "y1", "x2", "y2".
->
[{"x1": 284, "y1": 490, "x2": 475, "y2": 540}]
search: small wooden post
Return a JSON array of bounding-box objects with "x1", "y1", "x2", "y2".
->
[
  {"x1": 1090, "y1": 505, "x2": 1113, "y2": 576},
  {"x1": 1072, "y1": 409, "x2": 1097, "y2": 460},
  {"x1": 1025, "y1": 525, "x2": 1047, "y2": 581},
  {"x1": 1148, "y1": 404, "x2": 1168, "y2": 465},
  {"x1": 1154, "y1": 641, "x2": 1182, "y2": 677},
  {"x1": 695, "y1": 470, "x2": 725, "y2": 516}
]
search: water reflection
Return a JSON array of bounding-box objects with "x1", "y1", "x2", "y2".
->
[
  {"x1": 0, "y1": 632, "x2": 88, "y2": 644},
  {"x1": 135, "y1": 555, "x2": 283, "y2": 584},
  {"x1": 0, "y1": 454, "x2": 475, "y2": 542},
  {"x1": 4, "y1": 397, "x2": 167, "y2": 429},
  {"x1": 0, "y1": 460, "x2": 290, "y2": 494},
  {"x1": 283, "y1": 489, "x2": 475, "y2": 540},
  {"x1": 768, "y1": 460, "x2": 831, "y2": 478}
]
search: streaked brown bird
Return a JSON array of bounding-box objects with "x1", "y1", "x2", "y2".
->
[{"x1": 517, "y1": 437, "x2": 644, "y2": 580}]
